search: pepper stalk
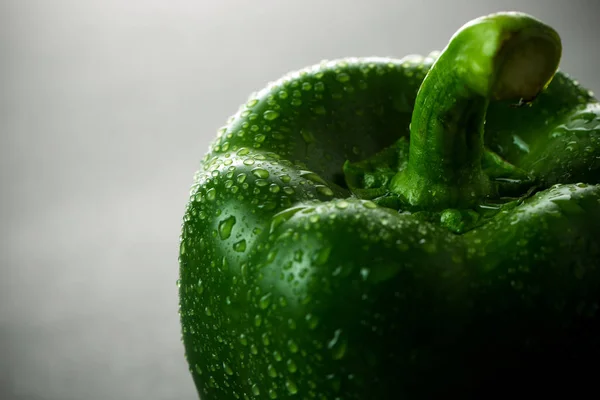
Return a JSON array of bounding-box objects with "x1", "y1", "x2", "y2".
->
[{"x1": 390, "y1": 12, "x2": 562, "y2": 210}]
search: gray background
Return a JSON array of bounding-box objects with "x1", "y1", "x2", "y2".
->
[{"x1": 1, "y1": 0, "x2": 599, "y2": 399}]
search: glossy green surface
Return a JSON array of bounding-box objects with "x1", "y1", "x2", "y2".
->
[{"x1": 179, "y1": 12, "x2": 600, "y2": 399}]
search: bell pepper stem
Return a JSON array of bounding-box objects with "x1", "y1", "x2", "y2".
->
[{"x1": 390, "y1": 12, "x2": 562, "y2": 210}]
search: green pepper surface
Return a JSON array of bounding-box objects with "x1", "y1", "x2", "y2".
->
[{"x1": 179, "y1": 12, "x2": 600, "y2": 399}]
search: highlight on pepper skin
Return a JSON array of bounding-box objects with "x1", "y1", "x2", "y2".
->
[{"x1": 178, "y1": 11, "x2": 600, "y2": 400}]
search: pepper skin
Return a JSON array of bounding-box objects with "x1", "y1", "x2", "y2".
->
[{"x1": 178, "y1": 12, "x2": 600, "y2": 399}]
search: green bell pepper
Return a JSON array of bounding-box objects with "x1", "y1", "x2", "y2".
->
[{"x1": 179, "y1": 12, "x2": 600, "y2": 399}]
